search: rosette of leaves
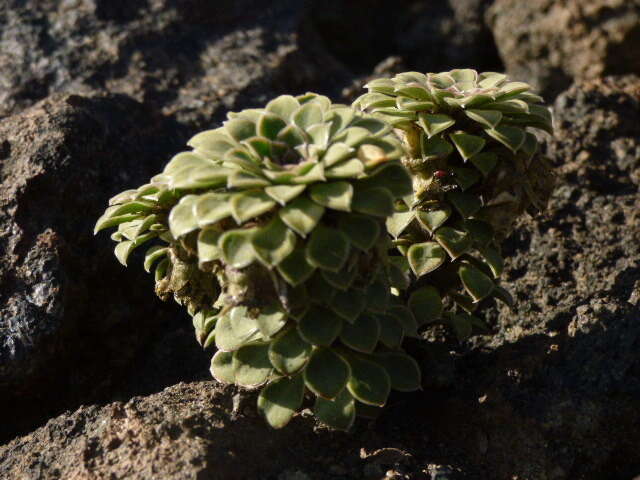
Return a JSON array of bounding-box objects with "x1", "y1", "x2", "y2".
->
[
  {"x1": 95, "y1": 93, "x2": 422, "y2": 431},
  {"x1": 354, "y1": 69, "x2": 555, "y2": 339}
]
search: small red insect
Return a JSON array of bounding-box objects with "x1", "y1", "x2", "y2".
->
[{"x1": 433, "y1": 170, "x2": 449, "y2": 179}]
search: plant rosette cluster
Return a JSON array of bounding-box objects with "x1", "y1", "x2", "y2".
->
[
  {"x1": 95, "y1": 93, "x2": 423, "y2": 431},
  {"x1": 354, "y1": 69, "x2": 554, "y2": 339}
]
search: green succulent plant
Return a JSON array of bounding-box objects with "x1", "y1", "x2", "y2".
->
[
  {"x1": 95, "y1": 93, "x2": 422, "y2": 431},
  {"x1": 354, "y1": 69, "x2": 555, "y2": 339}
]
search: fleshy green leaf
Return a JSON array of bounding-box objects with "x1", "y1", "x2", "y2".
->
[
  {"x1": 215, "y1": 314, "x2": 257, "y2": 352},
  {"x1": 479, "y1": 245, "x2": 504, "y2": 278},
  {"x1": 359, "y1": 92, "x2": 396, "y2": 110},
  {"x1": 293, "y1": 103, "x2": 324, "y2": 129},
  {"x1": 276, "y1": 247, "x2": 316, "y2": 286},
  {"x1": 219, "y1": 228, "x2": 257, "y2": 268},
  {"x1": 303, "y1": 348, "x2": 351, "y2": 400},
  {"x1": 336, "y1": 126, "x2": 371, "y2": 147},
  {"x1": 494, "y1": 285, "x2": 514, "y2": 307},
  {"x1": 374, "y1": 352, "x2": 422, "y2": 392},
  {"x1": 257, "y1": 112, "x2": 287, "y2": 140},
  {"x1": 252, "y1": 217, "x2": 297, "y2": 267},
  {"x1": 358, "y1": 163, "x2": 413, "y2": 197},
  {"x1": 266, "y1": 95, "x2": 300, "y2": 120},
  {"x1": 307, "y1": 273, "x2": 337, "y2": 305},
  {"x1": 447, "y1": 192, "x2": 482, "y2": 219},
  {"x1": 255, "y1": 306, "x2": 287, "y2": 338},
  {"x1": 485, "y1": 125, "x2": 526, "y2": 152},
  {"x1": 314, "y1": 388, "x2": 355, "y2": 431},
  {"x1": 323, "y1": 143, "x2": 355, "y2": 167},
  {"x1": 421, "y1": 135, "x2": 453, "y2": 159},
  {"x1": 308, "y1": 123, "x2": 330, "y2": 147},
  {"x1": 232, "y1": 343, "x2": 272, "y2": 387},
  {"x1": 458, "y1": 263, "x2": 495, "y2": 302},
  {"x1": 408, "y1": 286, "x2": 443, "y2": 324},
  {"x1": 340, "y1": 314, "x2": 380, "y2": 353},
  {"x1": 338, "y1": 214, "x2": 381, "y2": 250},
  {"x1": 325, "y1": 158, "x2": 365, "y2": 178},
  {"x1": 195, "y1": 193, "x2": 232, "y2": 227},
  {"x1": 321, "y1": 266, "x2": 358, "y2": 291},
  {"x1": 434, "y1": 226, "x2": 472, "y2": 259},
  {"x1": 168, "y1": 195, "x2": 199, "y2": 238},
  {"x1": 351, "y1": 187, "x2": 395, "y2": 217},
  {"x1": 478, "y1": 72, "x2": 507, "y2": 88},
  {"x1": 94, "y1": 213, "x2": 142, "y2": 235},
  {"x1": 278, "y1": 196, "x2": 325, "y2": 237},
  {"x1": 225, "y1": 118, "x2": 256, "y2": 142},
  {"x1": 265, "y1": 185, "x2": 306, "y2": 206},
  {"x1": 387, "y1": 305, "x2": 419, "y2": 338},
  {"x1": 418, "y1": 113, "x2": 455, "y2": 138},
  {"x1": 415, "y1": 206, "x2": 451, "y2": 233},
  {"x1": 197, "y1": 228, "x2": 222, "y2": 262},
  {"x1": 388, "y1": 261, "x2": 410, "y2": 291},
  {"x1": 277, "y1": 124, "x2": 307, "y2": 148},
  {"x1": 377, "y1": 314, "x2": 404, "y2": 348},
  {"x1": 465, "y1": 109, "x2": 503, "y2": 129},
  {"x1": 188, "y1": 129, "x2": 237, "y2": 156},
  {"x1": 407, "y1": 242, "x2": 446, "y2": 277},
  {"x1": 450, "y1": 133, "x2": 486, "y2": 161},
  {"x1": 469, "y1": 152, "x2": 498, "y2": 177},
  {"x1": 114, "y1": 232, "x2": 155, "y2": 266},
  {"x1": 452, "y1": 167, "x2": 481, "y2": 191},
  {"x1": 309, "y1": 181, "x2": 353, "y2": 212},
  {"x1": 462, "y1": 219, "x2": 494, "y2": 247},
  {"x1": 143, "y1": 245, "x2": 168, "y2": 273},
  {"x1": 365, "y1": 280, "x2": 390, "y2": 313},
  {"x1": 268, "y1": 327, "x2": 312, "y2": 375},
  {"x1": 393, "y1": 85, "x2": 431, "y2": 100},
  {"x1": 227, "y1": 171, "x2": 270, "y2": 189},
  {"x1": 210, "y1": 350, "x2": 235, "y2": 384},
  {"x1": 353, "y1": 117, "x2": 390, "y2": 136},
  {"x1": 230, "y1": 191, "x2": 276, "y2": 223},
  {"x1": 331, "y1": 288, "x2": 366, "y2": 323},
  {"x1": 396, "y1": 96, "x2": 434, "y2": 111},
  {"x1": 364, "y1": 78, "x2": 396, "y2": 95},
  {"x1": 386, "y1": 211, "x2": 414, "y2": 238},
  {"x1": 346, "y1": 355, "x2": 391, "y2": 407},
  {"x1": 327, "y1": 107, "x2": 356, "y2": 136},
  {"x1": 257, "y1": 374, "x2": 305, "y2": 429},
  {"x1": 244, "y1": 136, "x2": 273, "y2": 159},
  {"x1": 298, "y1": 307, "x2": 342, "y2": 346},
  {"x1": 305, "y1": 224, "x2": 350, "y2": 272}
]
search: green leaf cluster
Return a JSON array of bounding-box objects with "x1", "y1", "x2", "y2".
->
[
  {"x1": 95, "y1": 93, "x2": 420, "y2": 431},
  {"x1": 94, "y1": 72, "x2": 555, "y2": 432},
  {"x1": 356, "y1": 69, "x2": 553, "y2": 340}
]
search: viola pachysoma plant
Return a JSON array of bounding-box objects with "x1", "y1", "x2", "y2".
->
[
  {"x1": 354, "y1": 69, "x2": 554, "y2": 339},
  {"x1": 95, "y1": 93, "x2": 422, "y2": 431}
]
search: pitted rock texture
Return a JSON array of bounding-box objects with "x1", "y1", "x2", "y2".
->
[
  {"x1": 471, "y1": 75, "x2": 640, "y2": 479},
  {"x1": 487, "y1": 0, "x2": 640, "y2": 98},
  {"x1": 0, "y1": 0, "x2": 502, "y2": 132},
  {"x1": 0, "y1": 93, "x2": 187, "y2": 436},
  {"x1": 0, "y1": 0, "x2": 351, "y2": 131}
]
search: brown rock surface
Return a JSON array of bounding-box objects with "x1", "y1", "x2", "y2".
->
[
  {"x1": 0, "y1": 93, "x2": 187, "y2": 437},
  {"x1": 487, "y1": 0, "x2": 640, "y2": 98}
]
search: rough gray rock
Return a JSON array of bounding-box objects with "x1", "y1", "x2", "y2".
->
[
  {"x1": 0, "y1": 0, "x2": 503, "y2": 131},
  {"x1": 0, "y1": 0, "x2": 352, "y2": 130},
  {"x1": 487, "y1": 0, "x2": 640, "y2": 98},
  {"x1": 469, "y1": 75, "x2": 640, "y2": 479},
  {"x1": 1, "y1": 77, "x2": 638, "y2": 480},
  {"x1": 0, "y1": 93, "x2": 187, "y2": 436}
]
